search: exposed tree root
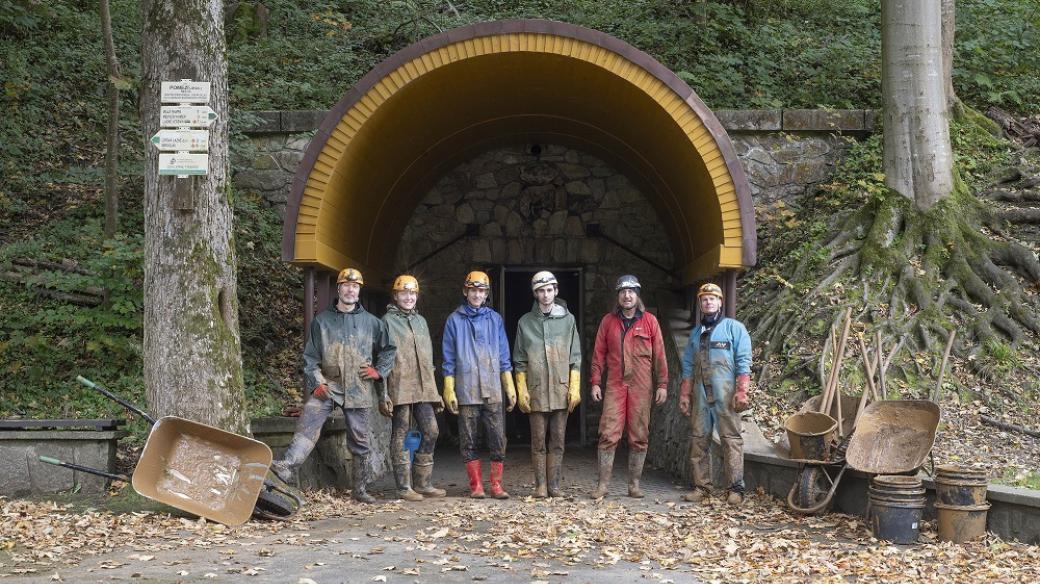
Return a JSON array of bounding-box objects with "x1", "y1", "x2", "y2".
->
[{"x1": 745, "y1": 183, "x2": 1040, "y2": 394}]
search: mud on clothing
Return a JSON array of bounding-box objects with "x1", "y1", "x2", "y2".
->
[
  {"x1": 390, "y1": 402, "x2": 439, "y2": 466},
  {"x1": 281, "y1": 397, "x2": 372, "y2": 463},
  {"x1": 382, "y1": 305, "x2": 440, "y2": 406},
  {"x1": 512, "y1": 302, "x2": 581, "y2": 413},
  {"x1": 441, "y1": 303, "x2": 512, "y2": 405},
  {"x1": 303, "y1": 303, "x2": 396, "y2": 409},
  {"x1": 590, "y1": 308, "x2": 669, "y2": 452},
  {"x1": 458, "y1": 403, "x2": 507, "y2": 462},
  {"x1": 680, "y1": 316, "x2": 752, "y2": 492}
]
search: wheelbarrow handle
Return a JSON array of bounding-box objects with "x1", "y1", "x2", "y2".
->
[
  {"x1": 38, "y1": 455, "x2": 130, "y2": 482},
  {"x1": 77, "y1": 375, "x2": 156, "y2": 425}
]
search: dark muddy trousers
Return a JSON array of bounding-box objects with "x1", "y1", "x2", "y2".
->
[
  {"x1": 281, "y1": 396, "x2": 372, "y2": 467},
  {"x1": 458, "y1": 403, "x2": 507, "y2": 462},
  {"x1": 530, "y1": 410, "x2": 567, "y2": 458},
  {"x1": 391, "y1": 402, "x2": 439, "y2": 466}
]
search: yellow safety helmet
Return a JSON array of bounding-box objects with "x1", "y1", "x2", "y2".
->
[
  {"x1": 392, "y1": 274, "x2": 420, "y2": 293},
  {"x1": 697, "y1": 282, "x2": 723, "y2": 301},
  {"x1": 464, "y1": 270, "x2": 491, "y2": 289},
  {"x1": 336, "y1": 268, "x2": 364, "y2": 286},
  {"x1": 531, "y1": 271, "x2": 558, "y2": 292}
]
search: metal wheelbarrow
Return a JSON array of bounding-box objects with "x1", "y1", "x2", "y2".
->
[
  {"x1": 39, "y1": 376, "x2": 301, "y2": 526},
  {"x1": 785, "y1": 399, "x2": 939, "y2": 515}
]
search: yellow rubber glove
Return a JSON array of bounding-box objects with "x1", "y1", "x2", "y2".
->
[
  {"x1": 567, "y1": 369, "x2": 582, "y2": 413},
  {"x1": 515, "y1": 371, "x2": 532, "y2": 413},
  {"x1": 442, "y1": 375, "x2": 459, "y2": 414},
  {"x1": 501, "y1": 371, "x2": 517, "y2": 412}
]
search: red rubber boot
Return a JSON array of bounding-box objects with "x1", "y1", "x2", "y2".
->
[
  {"x1": 489, "y1": 461, "x2": 510, "y2": 499},
  {"x1": 466, "y1": 460, "x2": 485, "y2": 499}
]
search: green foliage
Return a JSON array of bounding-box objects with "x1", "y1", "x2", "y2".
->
[{"x1": 955, "y1": 0, "x2": 1040, "y2": 113}]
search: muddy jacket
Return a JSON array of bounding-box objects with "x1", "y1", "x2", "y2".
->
[
  {"x1": 303, "y1": 302, "x2": 396, "y2": 409},
  {"x1": 513, "y1": 302, "x2": 581, "y2": 412},
  {"x1": 590, "y1": 309, "x2": 668, "y2": 392},
  {"x1": 382, "y1": 305, "x2": 439, "y2": 406},
  {"x1": 442, "y1": 303, "x2": 512, "y2": 406},
  {"x1": 680, "y1": 317, "x2": 751, "y2": 406}
]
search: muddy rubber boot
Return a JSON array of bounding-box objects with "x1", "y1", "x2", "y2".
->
[
  {"x1": 589, "y1": 449, "x2": 615, "y2": 499},
  {"x1": 683, "y1": 487, "x2": 711, "y2": 503},
  {"x1": 412, "y1": 453, "x2": 446, "y2": 498},
  {"x1": 489, "y1": 461, "x2": 509, "y2": 499},
  {"x1": 531, "y1": 452, "x2": 548, "y2": 498},
  {"x1": 351, "y1": 456, "x2": 376, "y2": 504},
  {"x1": 546, "y1": 452, "x2": 563, "y2": 497},
  {"x1": 727, "y1": 490, "x2": 744, "y2": 506},
  {"x1": 394, "y1": 463, "x2": 423, "y2": 502},
  {"x1": 466, "y1": 460, "x2": 486, "y2": 499},
  {"x1": 269, "y1": 460, "x2": 296, "y2": 485},
  {"x1": 628, "y1": 451, "x2": 647, "y2": 498}
]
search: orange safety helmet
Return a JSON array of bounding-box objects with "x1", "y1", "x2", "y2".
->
[
  {"x1": 336, "y1": 268, "x2": 364, "y2": 286},
  {"x1": 463, "y1": 271, "x2": 491, "y2": 289},
  {"x1": 392, "y1": 274, "x2": 420, "y2": 293},
  {"x1": 697, "y1": 282, "x2": 723, "y2": 301}
]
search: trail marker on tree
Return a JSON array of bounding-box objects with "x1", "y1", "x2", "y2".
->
[{"x1": 153, "y1": 79, "x2": 214, "y2": 200}]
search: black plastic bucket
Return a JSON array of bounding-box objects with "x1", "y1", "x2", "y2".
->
[
  {"x1": 935, "y1": 465, "x2": 988, "y2": 506},
  {"x1": 869, "y1": 475, "x2": 925, "y2": 544}
]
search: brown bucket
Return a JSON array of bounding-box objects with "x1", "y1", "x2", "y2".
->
[
  {"x1": 935, "y1": 502, "x2": 990, "y2": 543},
  {"x1": 935, "y1": 465, "x2": 988, "y2": 506},
  {"x1": 785, "y1": 411, "x2": 838, "y2": 461}
]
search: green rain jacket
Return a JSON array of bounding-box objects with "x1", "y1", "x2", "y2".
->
[
  {"x1": 512, "y1": 302, "x2": 581, "y2": 412},
  {"x1": 382, "y1": 305, "x2": 440, "y2": 406},
  {"x1": 303, "y1": 302, "x2": 395, "y2": 409}
]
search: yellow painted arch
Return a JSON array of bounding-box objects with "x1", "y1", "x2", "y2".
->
[{"x1": 282, "y1": 20, "x2": 756, "y2": 285}]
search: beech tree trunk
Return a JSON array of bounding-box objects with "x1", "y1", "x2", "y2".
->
[
  {"x1": 101, "y1": 0, "x2": 120, "y2": 239},
  {"x1": 882, "y1": 0, "x2": 955, "y2": 211},
  {"x1": 139, "y1": 0, "x2": 247, "y2": 433},
  {"x1": 940, "y1": 0, "x2": 957, "y2": 110}
]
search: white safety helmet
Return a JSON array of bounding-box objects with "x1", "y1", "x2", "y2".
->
[{"x1": 531, "y1": 271, "x2": 558, "y2": 292}]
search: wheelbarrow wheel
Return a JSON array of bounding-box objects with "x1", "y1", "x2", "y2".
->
[
  {"x1": 795, "y1": 466, "x2": 829, "y2": 511},
  {"x1": 787, "y1": 463, "x2": 847, "y2": 515}
]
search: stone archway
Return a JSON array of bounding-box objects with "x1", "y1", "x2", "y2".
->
[{"x1": 282, "y1": 19, "x2": 756, "y2": 293}]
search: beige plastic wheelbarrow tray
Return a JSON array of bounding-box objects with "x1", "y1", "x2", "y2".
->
[{"x1": 75, "y1": 376, "x2": 273, "y2": 526}]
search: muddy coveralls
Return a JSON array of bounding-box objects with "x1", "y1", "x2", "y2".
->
[
  {"x1": 590, "y1": 308, "x2": 668, "y2": 497},
  {"x1": 681, "y1": 317, "x2": 752, "y2": 497},
  {"x1": 442, "y1": 303, "x2": 513, "y2": 497},
  {"x1": 275, "y1": 303, "x2": 395, "y2": 502},
  {"x1": 382, "y1": 304, "x2": 445, "y2": 500},
  {"x1": 513, "y1": 302, "x2": 581, "y2": 497}
]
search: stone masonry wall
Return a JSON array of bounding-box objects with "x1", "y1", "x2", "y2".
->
[
  {"x1": 233, "y1": 109, "x2": 874, "y2": 222},
  {"x1": 392, "y1": 144, "x2": 678, "y2": 440}
]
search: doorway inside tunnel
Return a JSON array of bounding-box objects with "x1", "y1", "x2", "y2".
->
[{"x1": 499, "y1": 267, "x2": 584, "y2": 446}]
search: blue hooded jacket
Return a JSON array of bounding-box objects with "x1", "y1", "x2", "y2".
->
[{"x1": 442, "y1": 303, "x2": 512, "y2": 405}]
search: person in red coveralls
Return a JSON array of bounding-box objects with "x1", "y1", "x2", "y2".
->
[{"x1": 589, "y1": 275, "x2": 668, "y2": 498}]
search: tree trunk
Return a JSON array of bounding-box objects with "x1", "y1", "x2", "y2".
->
[
  {"x1": 882, "y1": 0, "x2": 955, "y2": 211},
  {"x1": 940, "y1": 0, "x2": 957, "y2": 112},
  {"x1": 140, "y1": 0, "x2": 247, "y2": 433},
  {"x1": 101, "y1": 0, "x2": 120, "y2": 239}
]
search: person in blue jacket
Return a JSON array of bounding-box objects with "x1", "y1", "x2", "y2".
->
[
  {"x1": 678, "y1": 282, "x2": 753, "y2": 506},
  {"x1": 441, "y1": 270, "x2": 517, "y2": 499}
]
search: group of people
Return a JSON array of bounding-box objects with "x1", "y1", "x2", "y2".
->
[{"x1": 269, "y1": 267, "x2": 753, "y2": 506}]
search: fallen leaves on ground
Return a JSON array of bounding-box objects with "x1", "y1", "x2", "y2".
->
[{"x1": 3, "y1": 488, "x2": 1039, "y2": 582}]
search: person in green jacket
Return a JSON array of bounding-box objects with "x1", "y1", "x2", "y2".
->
[
  {"x1": 381, "y1": 274, "x2": 447, "y2": 501},
  {"x1": 513, "y1": 271, "x2": 582, "y2": 497},
  {"x1": 270, "y1": 267, "x2": 395, "y2": 504}
]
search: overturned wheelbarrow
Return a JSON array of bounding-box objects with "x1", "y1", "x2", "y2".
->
[{"x1": 39, "y1": 376, "x2": 301, "y2": 526}]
